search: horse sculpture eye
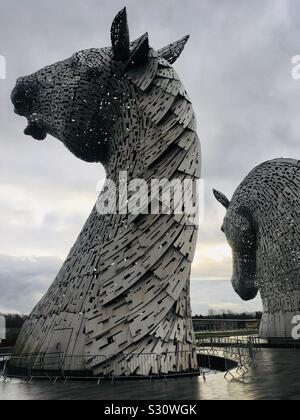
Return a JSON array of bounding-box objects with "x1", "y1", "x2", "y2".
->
[{"x1": 86, "y1": 66, "x2": 101, "y2": 78}]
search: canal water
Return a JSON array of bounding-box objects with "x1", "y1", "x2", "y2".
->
[{"x1": 0, "y1": 349, "x2": 299, "y2": 400}]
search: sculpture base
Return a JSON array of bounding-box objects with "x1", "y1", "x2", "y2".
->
[
  {"x1": 260, "y1": 296, "x2": 300, "y2": 339},
  {"x1": 6, "y1": 350, "x2": 199, "y2": 380}
]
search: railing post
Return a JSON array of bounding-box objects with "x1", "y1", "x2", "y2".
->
[
  {"x1": 28, "y1": 357, "x2": 32, "y2": 379},
  {"x1": 2, "y1": 358, "x2": 8, "y2": 380},
  {"x1": 158, "y1": 353, "x2": 162, "y2": 379},
  {"x1": 60, "y1": 353, "x2": 64, "y2": 380}
]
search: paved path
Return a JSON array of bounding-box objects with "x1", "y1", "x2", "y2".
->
[{"x1": 0, "y1": 349, "x2": 299, "y2": 400}]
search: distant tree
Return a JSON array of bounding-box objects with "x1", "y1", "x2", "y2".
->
[{"x1": 208, "y1": 309, "x2": 217, "y2": 318}]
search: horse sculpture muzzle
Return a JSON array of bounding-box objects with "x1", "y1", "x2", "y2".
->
[
  {"x1": 231, "y1": 248, "x2": 258, "y2": 301},
  {"x1": 11, "y1": 77, "x2": 34, "y2": 115},
  {"x1": 11, "y1": 76, "x2": 47, "y2": 141}
]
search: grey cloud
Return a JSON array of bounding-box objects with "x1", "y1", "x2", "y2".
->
[{"x1": 0, "y1": 255, "x2": 62, "y2": 313}]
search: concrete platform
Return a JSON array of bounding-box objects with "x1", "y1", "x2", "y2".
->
[{"x1": 0, "y1": 349, "x2": 299, "y2": 400}]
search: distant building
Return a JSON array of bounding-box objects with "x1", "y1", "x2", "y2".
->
[{"x1": 0, "y1": 315, "x2": 27, "y2": 348}]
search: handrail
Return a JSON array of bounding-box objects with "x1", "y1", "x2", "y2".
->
[
  {"x1": 1, "y1": 339, "x2": 261, "y2": 382},
  {"x1": 197, "y1": 335, "x2": 262, "y2": 379}
]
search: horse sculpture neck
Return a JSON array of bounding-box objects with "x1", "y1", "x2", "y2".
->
[{"x1": 95, "y1": 56, "x2": 200, "y2": 243}]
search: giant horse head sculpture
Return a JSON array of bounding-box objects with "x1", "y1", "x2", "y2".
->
[
  {"x1": 11, "y1": 8, "x2": 189, "y2": 166},
  {"x1": 213, "y1": 188, "x2": 259, "y2": 302},
  {"x1": 214, "y1": 159, "x2": 300, "y2": 339},
  {"x1": 11, "y1": 8, "x2": 200, "y2": 375}
]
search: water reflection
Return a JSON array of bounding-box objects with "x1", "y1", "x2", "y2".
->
[
  {"x1": 0, "y1": 350, "x2": 299, "y2": 400},
  {"x1": 198, "y1": 349, "x2": 300, "y2": 400}
]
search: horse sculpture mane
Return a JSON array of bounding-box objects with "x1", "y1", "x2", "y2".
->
[{"x1": 11, "y1": 8, "x2": 200, "y2": 376}]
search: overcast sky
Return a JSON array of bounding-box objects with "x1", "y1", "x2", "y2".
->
[{"x1": 1, "y1": 0, "x2": 300, "y2": 315}]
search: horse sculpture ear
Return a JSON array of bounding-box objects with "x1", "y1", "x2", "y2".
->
[
  {"x1": 129, "y1": 33, "x2": 150, "y2": 66},
  {"x1": 158, "y1": 36, "x2": 190, "y2": 64},
  {"x1": 213, "y1": 189, "x2": 230, "y2": 209},
  {"x1": 111, "y1": 8, "x2": 130, "y2": 62}
]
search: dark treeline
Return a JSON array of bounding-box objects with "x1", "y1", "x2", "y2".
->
[{"x1": 193, "y1": 311, "x2": 262, "y2": 320}]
